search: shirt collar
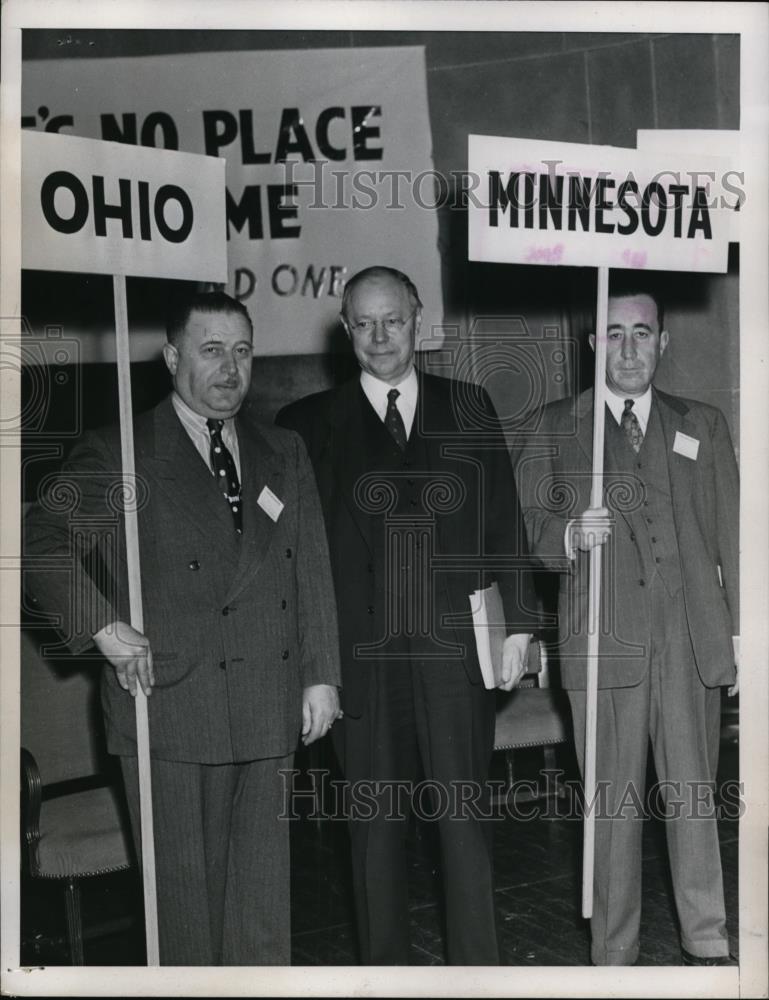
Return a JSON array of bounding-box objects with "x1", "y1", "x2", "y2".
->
[
  {"x1": 604, "y1": 384, "x2": 653, "y2": 433},
  {"x1": 359, "y1": 366, "x2": 418, "y2": 413},
  {"x1": 172, "y1": 391, "x2": 237, "y2": 433}
]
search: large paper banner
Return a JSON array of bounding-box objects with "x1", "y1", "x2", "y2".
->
[
  {"x1": 22, "y1": 132, "x2": 227, "y2": 282},
  {"x1": 468, "y1": 135, "x2": 732, "y2": 273},
  {"x1": 23, "y1": 48, "x2": 442, "y2": 355}
]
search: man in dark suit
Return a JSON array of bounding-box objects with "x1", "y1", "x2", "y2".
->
[
  {"x1": 24, "y1": 291, "x2": 342, "y2": 965},
  {"x1": 277, "y1": 266, "x2": 538, "y2": 965},
  {"x1": 514, "y1": 278, "x2": 739, "y2": 966}
]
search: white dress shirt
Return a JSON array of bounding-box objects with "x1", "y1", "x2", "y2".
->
[
  {"x1": 604, "y1": 384, "x2": 652, "y2": 434},
  {"x1": 360, "y1": 367, "x2": 418, "y2": 439},
  {"x1": 172, "y1": 391, "x2": 242, "y2": 480}
]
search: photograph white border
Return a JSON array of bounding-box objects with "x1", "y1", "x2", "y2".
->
[{"x1": 1, "y1": 2, "x2": 767, "y2": 997}]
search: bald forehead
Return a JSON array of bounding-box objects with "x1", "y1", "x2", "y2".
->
[{"x1": 346, "y1": 276, "x2": 413, "y2": 314}]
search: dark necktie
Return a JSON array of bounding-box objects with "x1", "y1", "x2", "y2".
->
[
  {"x1": 206, "y1": 419, "x2": 243, "y2": 533},
  {"x1": 621, "y1": 398, "x2": 644, "y2": 453},
  {"x1": 385, "y1": 388, "x2": 408, "y2": 451}
]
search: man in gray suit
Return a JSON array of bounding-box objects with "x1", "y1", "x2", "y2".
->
[
  {"x1": 515, "y1": 277, "x2": 739, "y2": 966},
  {"x1": 24, "y1": 291, "x2": 342, "y2": 965}
]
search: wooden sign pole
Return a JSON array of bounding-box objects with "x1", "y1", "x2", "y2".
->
[
  {"x1": 113, "y1": 274, "x2": 160, "y2": 965},
  {"x1": 581, "y1": 265, "x2": 609, "y2": 920}
]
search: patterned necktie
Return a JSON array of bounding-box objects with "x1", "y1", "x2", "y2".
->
[
  {"x1": 621, "y1": 398, "x2": 644, "y2": 453},
  {"x1": 206, "y1": 419, "x2": 243, "y2": 533},
  {"x1": 385, "y1": 388, "x2": 408, "y2": 451}
]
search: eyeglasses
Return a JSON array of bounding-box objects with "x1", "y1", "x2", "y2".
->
[{"x1": 347, "y1": 308, "x2": 417, "y2": 336}]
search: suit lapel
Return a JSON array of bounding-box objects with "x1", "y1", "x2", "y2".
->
[
  {"x1": 577, "y1": 386, "x2": 697, "y2": 529},
  {"x1": 414, "y1": 373, "x2": 453, "y2": 553},
  {"x1": 652, "y1": 388, "x2": 697, "y2": 510},
  {"x1": 142, "y1": 397, "x2": 286, "y2": 603},
  {"x1": 574, "y1": 388, "x2": 638, "y2": 534},
  {"x1": 223, "y1": 417, "x2": 286, "y2": 605},
  {"x1": 328, "y1": 379, "x2": 379, "y2": 553},
  {"x1": 575, "y1": 389, "x2": 596, "y2": 468},
  {"x1": 142, "y1": 397, "x2": 234, "y2": 539}
]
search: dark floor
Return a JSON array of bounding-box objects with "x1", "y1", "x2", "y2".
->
[{"x1": 20, "y1": 709, "x2": 739, "y2": 968}]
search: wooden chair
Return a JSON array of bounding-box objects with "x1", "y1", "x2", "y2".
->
[
  {"x1": 20, "y1": 628, "x2": 134, "y2": 964},
  {"x1": 493, "y1": 640, "x2": 571, "y2": 801}
]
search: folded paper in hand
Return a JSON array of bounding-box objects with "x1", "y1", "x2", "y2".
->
[{"x1": 470, "y1": 581, "x2": 506, "y2": 689}]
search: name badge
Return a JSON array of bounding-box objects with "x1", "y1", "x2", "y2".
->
[
  {"x1": 673, "y1": 431, "x2": 699, "y2": 461},
  {"x1": 257, "y1": 485, "x2": 284, "y2": 522}
]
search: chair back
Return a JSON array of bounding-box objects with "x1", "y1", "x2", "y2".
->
[{"x1": 20, "y1": 629, "x2": 109, "y2": 785}]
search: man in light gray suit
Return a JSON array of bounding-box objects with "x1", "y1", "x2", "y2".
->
[
  {"x1": 515, "y1": 277, "x2": 739, "y2": 966},
  {"x1": 24, "y1": 291, "x2": 342, "y2": 965}
]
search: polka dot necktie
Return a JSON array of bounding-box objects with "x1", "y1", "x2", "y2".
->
[
  {"x1": 385, "y1": 388, "x2": 408, "y2": 451},
  {"x1": 621, "y1": 398, "x2": 644, "y2": 453},
  {"x1": 206, "y1": 419, "x2": 243, "y2": 533}
]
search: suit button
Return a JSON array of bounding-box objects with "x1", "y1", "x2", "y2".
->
[
  {"x1": 651, "y1": 537, "x2": 657, "y2": 543},
  {"x1": 367, "y1": 605, "x2": 374, "y2": 615},
  {"x1": 655, "y1": 557, "x2": 661, "y2": 564},
  {"x1": 639, "y1": 579, "x2": 645, "y2": 587},
  {"x1": 285, "y1": 547, "x2": 293, "y2": 558},
  {"x1": 629, "y1": 534, "x2": 636, "y2": 542},
  {"x1": 188, "y1": 560, "x2": 200, "y2": 571},
  {"x1": 367, "y1": 563, "x2": 373, "y2": 573},
  {"x1": 219, "y1": 660, "x2": 226, "y2": 670},
  {"x1": 282, "y1": 649, "x2": 289, "y2": 660},
  {"x1": 222, "y1": 606, "x2": 229, "y2": 616},
  {"x1": 281, "y1": 599, "x2": 287, "y2": 610}
]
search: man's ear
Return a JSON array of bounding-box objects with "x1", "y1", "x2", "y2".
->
[
  {"x1": 589, "y1": 333, "x2": 596, "y2": 352},
  {"x1": 340, "y1": 315, "x2": 351, "y2": 340},
  {"x1": 414, "y1": 307, "x2": 423, "y2": 335},
  {"x1": 162, "y1": 342, "x2": 178, "y2": 376},
  {"x1": 659, "y1": 329, "x2": 669, "y2": 355}
]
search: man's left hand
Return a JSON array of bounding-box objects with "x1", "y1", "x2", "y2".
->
[
  {"x1": 498, "y1": 634, "x2": 532, "y2": 692},
  {"x1": 302, "y1": 684, "x2": 342, "y2": 746}
]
